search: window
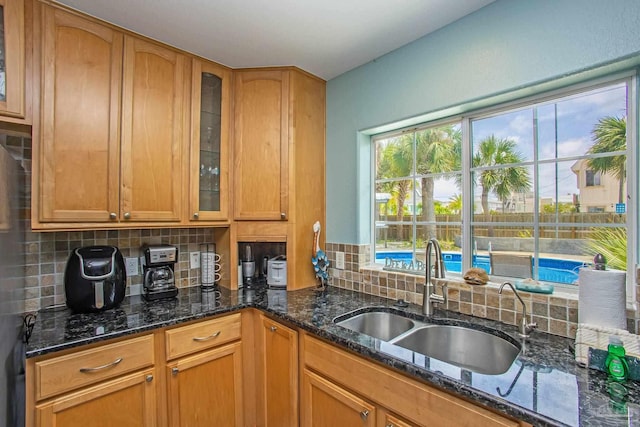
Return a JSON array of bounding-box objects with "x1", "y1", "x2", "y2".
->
[
  {"x1": 373, "y1": 79, "x2": 632, "y2": 287},
  {"x1": 585, "y1": 170, "x2": 601, "y2": 187},
  {"x1": 374, "y1": 123, "x2": 462, "y2": 274}
]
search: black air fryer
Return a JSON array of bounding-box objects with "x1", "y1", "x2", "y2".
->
[{"x1": 64, "y1": 246, "x2": 127, "y2": 313}]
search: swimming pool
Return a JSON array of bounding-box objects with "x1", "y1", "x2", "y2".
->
[{"x1": 375, "y1": 251, "x2": 583, "y2": 285}]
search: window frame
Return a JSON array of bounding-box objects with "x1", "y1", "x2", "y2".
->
[{"x1": 371, "y1": 72, "x2": 637, "y2": 300}]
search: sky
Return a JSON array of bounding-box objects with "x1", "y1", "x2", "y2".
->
[{"x1": 427, "y1": 82, "x2": 628, "y2": 203}]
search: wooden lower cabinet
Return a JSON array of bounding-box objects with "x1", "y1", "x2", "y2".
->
[
  {"x1": 302, "y1": 369, "x2": 376, "y2": 427},
  {"x1": 28, "y1": 311, "x2": 532, "y2": 427},
  {"x1": 166, "y1": 341, "x2": 244, "y2": 427},
  {"x1": 256, "y1": 314, "x2": 298, "y2": 426},
  {"x1": 301, "y1": 333, "x2": 524, "y2": 427},
  {"x1": 35, "y1": 368, "x2": 157, "y2": 427}
]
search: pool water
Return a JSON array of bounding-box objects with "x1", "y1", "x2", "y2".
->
[{"x1": 376, "y1": 251, "x2": 583, "y2": 285}]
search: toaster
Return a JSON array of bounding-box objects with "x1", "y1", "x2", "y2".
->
[
  {"x1": 64, "y1": 246, "x2": 127, "y2": 313},
  {"x1": 267, "y1": 256, "x2": 287, "y2": 288}
]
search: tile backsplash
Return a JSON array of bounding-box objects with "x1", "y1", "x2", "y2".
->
[
  {"x1": 24, "y1": 228, "x2": 217, "y2": 312},
  {"x1": 326, "y1": 243, "x2": 640, "y2": 339}
]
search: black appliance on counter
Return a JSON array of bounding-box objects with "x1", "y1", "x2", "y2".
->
[
  {"x1": 142, "y1": 244, "x2": 179, "y2": 301},
  {"x1": 64, "y1": 246, "x2": 127, "y2": 313}
]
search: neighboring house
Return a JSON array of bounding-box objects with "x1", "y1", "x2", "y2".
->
[{"x1": 571, "y1": 159, "x2": 625, "y2": 213}]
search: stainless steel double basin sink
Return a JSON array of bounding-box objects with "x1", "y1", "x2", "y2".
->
[{"x1": 334, "y1": 310, "x2": 521, "y2": 375}]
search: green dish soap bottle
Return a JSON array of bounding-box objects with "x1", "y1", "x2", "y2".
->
[{"x1": 605, "y1": 337, "x2": 629, "y2": 382}]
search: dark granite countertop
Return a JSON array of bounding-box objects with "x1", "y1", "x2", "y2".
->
[{"x1": 27, "y1": 286, "x2": 640, "y2": 427}]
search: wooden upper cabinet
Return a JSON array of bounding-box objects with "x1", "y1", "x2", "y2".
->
[
  {"x1": 39, "y1": 6, "x2": 122, "y2": 223},
  {"x1": 0, "y1": 0, "x2": 25, "y2": 119},
  {"x1": 233, "y1": 70, "x2": 289, "y2": 221},
  {"x1": 189, "y1": 59, "x2": 230, "y2": 222},
  {"x1": 120, "y1": 36, "x2": 185, "y2": 222},
  {"x1": 34, "y1": 4, "x2": 188, "y2": 227}
]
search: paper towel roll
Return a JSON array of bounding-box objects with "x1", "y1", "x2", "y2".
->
[{"x1": 578, "y1": 268, "x2": 627, "y2": 330}]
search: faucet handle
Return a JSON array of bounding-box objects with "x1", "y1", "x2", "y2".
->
[
  {"x1": 525, "y1": 321, "x2": 538, "y2": 335},
  {"x1": 441, "y1": 282, "x2": 448, "y2": 304}
]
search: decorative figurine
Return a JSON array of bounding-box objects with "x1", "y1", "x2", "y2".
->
[{"x1": 312, "y1": 221, "x2": 329, "y2": 289}]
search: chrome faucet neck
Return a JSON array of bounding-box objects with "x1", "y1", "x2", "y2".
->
[
  {"x1": 422, "y1": 239, "x2": 447, "y2": 315},
  {"x1": 498, "y1": 282, "x2": 537, "y2": 338}
]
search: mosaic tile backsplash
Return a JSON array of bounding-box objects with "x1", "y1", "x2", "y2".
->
[
  {"x1": 24, "y1": 228, "x2": 218, "y2": 312},
  {"x1": 326, "y1": 243, "x2": 640, "y2": 339}
]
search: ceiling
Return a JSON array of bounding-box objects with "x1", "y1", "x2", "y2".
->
[{"x1": 56, "y1": 0, "x2": 495, "y2": 80}]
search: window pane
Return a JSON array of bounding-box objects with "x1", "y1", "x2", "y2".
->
[
  {"x1": 472, "y1": 110, "x2": 534, "y2": 162},
  {"x1": 374, "y1": 123, "x2": 463, "y2": 274},
  {"x1": 575, "y1": 155, "x2": 626, "y2": 213},
  {"x1": 472, "y1": 166, "x2": 533, "y2": 216},
  {"x1": 376, "y1": 135, "x2": 414, "y2": 181},
  {"x1": 538, "y1": 84, "x2": 627, "y2": 161},
  {"x1": 538, "y1": 161, "x2": 579, "y2": 220}
]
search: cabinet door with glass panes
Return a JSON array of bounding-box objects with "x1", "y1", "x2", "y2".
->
[
  {"x1": 189, "y1": 59, "x2": 230, "y2": 221},
  {"x1": 0, "y1": 0, "x2": 25, "y2": 119}
]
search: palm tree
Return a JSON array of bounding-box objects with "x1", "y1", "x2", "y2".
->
[
  {"x1": 448, "y1": 193, "x2": 462, "y2": 215},
  {"x1": 473, "y1": 135, "x2": 531, "y2": 235},
  {"x1": 587, "y1": 227, "x2": 626, "y2": 271},
  {"x1": 587, "y1": 116, "x2": 626, "y2": 204},
  {"x1": 415, "y1": 126, "x2": 461, "y2": 240},
  {"x1": 377, "y1": 136, "x2": 413, "y2": 240}
]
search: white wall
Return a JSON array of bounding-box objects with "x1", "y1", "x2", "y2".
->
[{"x1": 326, "y1": 0, "x2": 640, "y2": 243}]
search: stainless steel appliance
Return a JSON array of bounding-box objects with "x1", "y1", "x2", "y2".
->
[
  {"x1": 64, "y1": 246, "x2": 127, "y2": 313},
  {"x1": 241, "y1": 244, "x2": 256, "y2": 287},
  {"x1": 0, "y1": 144, "x2": 25, "y2": 427},
  {"x1": 267, "y1": 255, "x2": 287, "y2": 288},
  {"x1": 142, "y1": 244, "x2": 178, "y2": 300}
]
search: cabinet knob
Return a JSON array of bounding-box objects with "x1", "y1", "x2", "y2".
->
[
  {"x1": 360, "y1": 410, "x2": 369, "y2": 421},
  {"x1": 109, "y1": 212, "x2": 117, "y2": 220},
  {"x1": 280, "y1": 212, "x2": 286, "y2": 220},
  {"x1": 146, "y1": 374, "x2": 153, "y2": 383},
  {"x1": 386, "y1": 424, "x2": 394, "y2": 427},
  {"x1": 172, "y1": 367, "x2": 179, "y2": 376},
  {"x1": 193, "y1": 212, "x2": 199, "y2": 219},
  {"x1": 124, "y1": 212, "x2": 131, "y2": 220},
  {"x1": 270, "y1": 326, "x2": 277, "y2": 332}
]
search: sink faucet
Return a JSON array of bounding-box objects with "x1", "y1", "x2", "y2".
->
[
  {"x1": 498, "y1": 282, "x2": 537, "y2": 338},
  {"x1": 422, "y1": 238, "x2": 447, "y2": 315}
]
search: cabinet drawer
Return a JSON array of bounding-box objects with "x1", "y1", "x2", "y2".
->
[
  {"x1": 165, "y1": 313, "x2": 241, "y2": 360},
  {"x1": 35, "y1": 334, "x2": 154, "y2": 400}
]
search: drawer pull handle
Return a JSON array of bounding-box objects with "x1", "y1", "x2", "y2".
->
[
  {"x1": 79, "y1": 357, "x2": 123, "y2": 373},
  {"x1": 360, "y1": 410, "x2": 369, "y2": 421},
  {"x1": 270, "y1": 326, "x2": 277, "y2": 332},
  {"x1": 193, "y1": 331, "x2": 221, "y2": 342}
]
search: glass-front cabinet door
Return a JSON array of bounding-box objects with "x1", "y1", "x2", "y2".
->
[
  {"x1": 190, "y1": 59, "x2": 230, "y2": 221},
  {"x1": 0, "y1": 0, "x2": 25, "y2": 119}
]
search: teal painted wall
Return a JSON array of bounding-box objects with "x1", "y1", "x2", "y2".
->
[{"x1": 326, "y1": 0, "x2": 640, "y2": 244}]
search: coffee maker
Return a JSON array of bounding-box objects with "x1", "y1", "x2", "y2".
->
[{"x1": 142, "y1": 244, "x2": 179, "y2": 300}]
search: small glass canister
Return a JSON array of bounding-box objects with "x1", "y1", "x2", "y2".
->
[{"x1": 200, "y1": 243, "x2": 220, "y2": 288}]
